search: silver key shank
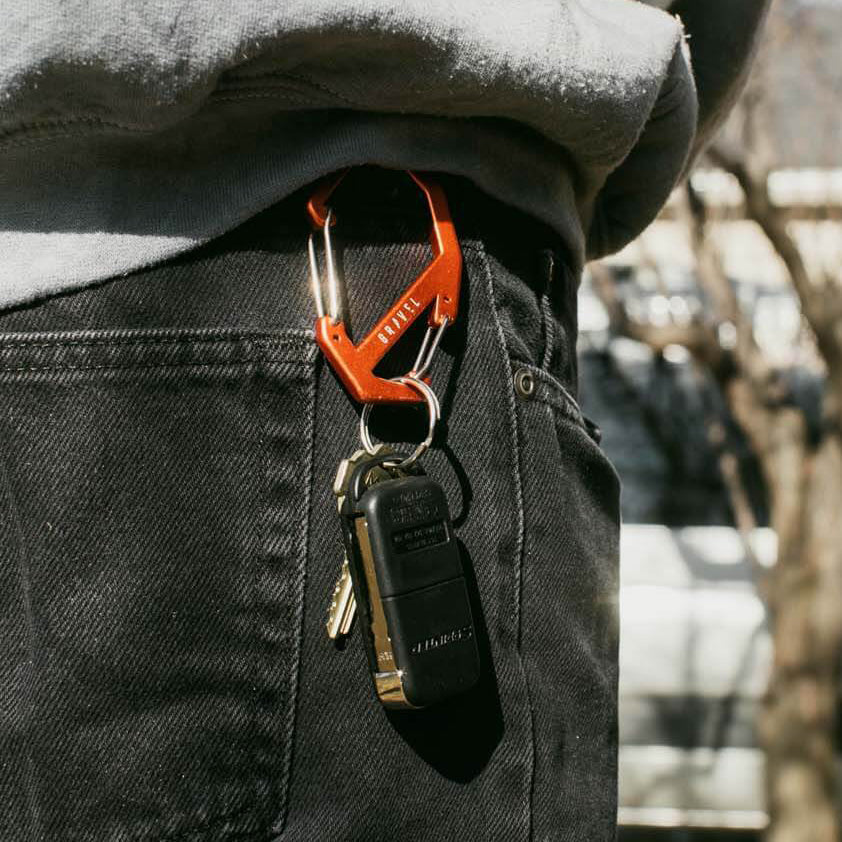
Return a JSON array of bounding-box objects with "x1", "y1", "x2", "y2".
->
[{"x1": 325, "y1": 445, "x2": 393, "y2": 639}]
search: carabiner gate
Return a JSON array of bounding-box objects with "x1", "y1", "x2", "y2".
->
[{"x1": 308, "y1": 208, "x2": 342, "y2": 324}]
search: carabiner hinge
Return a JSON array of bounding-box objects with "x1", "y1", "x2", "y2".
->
[{"x1": 307, "y1": 170, "x2": 462, "y2": 405}]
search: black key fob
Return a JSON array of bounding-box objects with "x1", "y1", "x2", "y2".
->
[{"x1": 339, "y1": 452, "x2": 480, "y2": 709}]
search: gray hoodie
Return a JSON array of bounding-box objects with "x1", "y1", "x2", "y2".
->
[{"x1": 0, "y1": 0, "x2": 769, "y2": 308}]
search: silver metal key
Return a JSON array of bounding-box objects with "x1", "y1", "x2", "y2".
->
[
  {"x1": 326, "y1": 555, "x2": 356, "y2": 639},
  {"x1": 325, "y1": 445, "x2": 393, "y2": 640}
]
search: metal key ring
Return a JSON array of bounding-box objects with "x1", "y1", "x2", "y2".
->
[{"x1": 360, "y1": 375, "x2": 440, "y2": 469}]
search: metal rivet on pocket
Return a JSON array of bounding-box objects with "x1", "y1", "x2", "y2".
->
[{"x1": 513, "y1": 368, "x2": 535, "y2": 399}]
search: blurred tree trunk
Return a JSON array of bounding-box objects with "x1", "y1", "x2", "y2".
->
[
  {"x1": 761, "y1": 414, "x2": 842, "y2": 842},
  {"x1": 703, "y1": 141, "x2": 842, "y2": 842},
  {"x1": 590, "y1": 155, "x2": 842, "y2": 842}
]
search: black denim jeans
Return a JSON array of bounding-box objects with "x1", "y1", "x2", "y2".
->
[{"x1": 0, "y1": 169, "x2": 620, "y2": 842}]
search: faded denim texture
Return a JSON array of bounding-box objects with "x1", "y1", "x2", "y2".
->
[{"x1": 0, "y1": 171, "x2": 619, "y2": 840}]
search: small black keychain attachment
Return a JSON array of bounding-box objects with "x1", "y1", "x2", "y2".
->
[{"x1": 334, "y1": 448, "x2": 479, "y2": 709}]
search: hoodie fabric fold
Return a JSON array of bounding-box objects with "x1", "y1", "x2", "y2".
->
[{"x1": 0, "y1": 0, "x2": 768, "y2": 307}]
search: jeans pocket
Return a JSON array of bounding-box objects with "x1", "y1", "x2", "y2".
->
[
  {"x1": 0, "y1": 328, "x2": 316, "y2": 842},
  {"x1": 511, "y1": 360, "x2": 621, "y2": 841}
]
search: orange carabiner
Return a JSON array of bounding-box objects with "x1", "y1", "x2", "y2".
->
[{"x1": 307, "y1": 170, "x2": 462, "y2": 405}]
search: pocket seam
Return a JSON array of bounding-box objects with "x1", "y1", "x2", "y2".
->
[
  {"x1": 466, "y1": 236, "x2": 535, "y2": 842},
  {"x1": 139, "y1": 802, "x2": 254, "y2": 842},
  {"x1": 0, "y1": 330, "x2": 317, "y2": 375},
  {"x1": 0, "y1": 359, "x2": 312, "y2": 374},
  {"x1": 0, "y1": 329, "x2": 314, "y2": 351}
]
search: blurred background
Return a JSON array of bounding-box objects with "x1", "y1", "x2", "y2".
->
[{"x1": 580, "y1": 2, "x2": 842, "y2": 840}]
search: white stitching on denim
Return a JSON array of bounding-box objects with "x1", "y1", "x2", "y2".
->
[
  {"x1": 271, "y1": 343, "x2": 318, "y2": 836},
  {"x1": 471, "y1": 240, "x2": 536, "y2": 842}
]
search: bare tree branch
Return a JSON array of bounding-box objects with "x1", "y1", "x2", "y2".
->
[{"x1": 707, "y1": 144, "x2": 842, "y2": 372}]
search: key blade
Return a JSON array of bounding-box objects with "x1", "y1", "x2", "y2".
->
[
  {"x1": 326, "y1": 557, "x2": 356, "y2": 640},
  {"x1": 339, "y1": 591, "x2": 356, "y2": 636}
]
